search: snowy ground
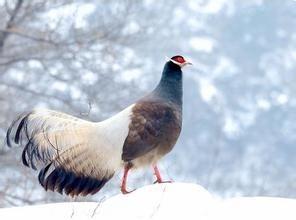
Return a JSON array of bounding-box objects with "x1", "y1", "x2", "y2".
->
[{"x1": 0, "y1": 183, "x2": 296, "y2": 220}]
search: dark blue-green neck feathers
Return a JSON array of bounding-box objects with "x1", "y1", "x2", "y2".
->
[{"x1": 152, "y1": 61, "x2": 183, "y2": 106}]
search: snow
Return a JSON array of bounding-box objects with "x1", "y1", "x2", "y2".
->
[
  {"x1": 190, "y1": 37, "x2": 215, "y2": 53},
  {"x1": 199, "y1": 78, "x2": 218, "y2": 102},
  {"x1": 45, "y1": 3, "x2": 95, "y2": 29},
  {"x1": 1, "y1": 183, "x2": 296, "y2": 220}
]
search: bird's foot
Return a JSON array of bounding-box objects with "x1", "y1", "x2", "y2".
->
[
  {"x1": 121, "y1": 163, "x2": 136, "y2": 195},
  {"x1": 121, "y1": 188, "x2": 136, "y2": 194},
  {"x1": 152, "y1": 165, "x2": 173, "y2": 184},
  {"x1": 153, "y1": 179, "x2": 173, "y2": 184}
]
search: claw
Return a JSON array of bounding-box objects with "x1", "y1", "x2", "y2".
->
[
  {"x1": 121, "y1": 188, "x2": 136, "y2": 194},
  {"x1": 153, "y1": 165, "x2": 173, "y2": 184}
]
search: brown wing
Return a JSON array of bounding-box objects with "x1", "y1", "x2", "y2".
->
[{"x1": 122, "y1": 101, "x2": 182, "y2": 162}]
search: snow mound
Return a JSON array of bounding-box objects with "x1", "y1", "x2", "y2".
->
[
  {"x1": 1, "y1": 183, "x2": 296, "y2": 220},
  {"x1": 99, "y1": 183, "x2": 214, "y2": 219}
]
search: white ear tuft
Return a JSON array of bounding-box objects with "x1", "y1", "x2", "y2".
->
[{"x1": 169, "y1": 58, "x2": 181, "y2": 66}]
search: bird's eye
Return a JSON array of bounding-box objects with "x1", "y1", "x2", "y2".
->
[{"x1": 176, "y1": 57, "x2": 184, "y2": 63}]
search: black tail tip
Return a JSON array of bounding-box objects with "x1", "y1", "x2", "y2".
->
[
  {"x1": 38, "y1": 164, "x2": 113, "y2": 197},
  {"x1": 5, "y1": 112, "x2": 31, "y2": 148}
]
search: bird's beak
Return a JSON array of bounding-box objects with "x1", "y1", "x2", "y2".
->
[{"x1": 183, "y1": 59, "x2": 193, "y2": 66}]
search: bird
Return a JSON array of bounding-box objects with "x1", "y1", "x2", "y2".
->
[{"x1": 6, "y1": 55, "x2": 192, "y2": 197}]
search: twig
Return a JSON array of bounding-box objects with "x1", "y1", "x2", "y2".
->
[
  {"x1": 0, "y1": 0, "x2": 23, "y2": 53},
  {"x1": 149, "y1": 185, "x2": 167, "y2": 219},
  {"x1": 91, "y1": 196, "x2": 106, "y2": 218}
]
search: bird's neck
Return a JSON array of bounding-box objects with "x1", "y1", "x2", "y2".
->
[{"x1": 153, "y1": 62, "x2": 183, "y2": 106}]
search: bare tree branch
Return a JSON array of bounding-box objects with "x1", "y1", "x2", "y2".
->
[{"x1": 0, "y1": 0, "x2": 23, "y2": 52}]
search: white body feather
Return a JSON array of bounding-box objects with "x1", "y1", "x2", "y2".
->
[
  {"x1": 7, "y1": 104, "x2": 134, "y2": 196},
  {"x1": 94, "y1": 104, "x2": 134, "y2": 171},
  {"x1": 33, "y1": 104, "x2": 134, "y2": 172}
]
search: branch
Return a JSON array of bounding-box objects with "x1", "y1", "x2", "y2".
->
[
  {"x1": 1, "y1": 82, "x2": 76, "y2": 110},
  {"x1": 0, "y1": 28, "x2": 59, "y2": 46},
  {"x1": 0, "y1": 0, "x2": 24, "y2": 52}
]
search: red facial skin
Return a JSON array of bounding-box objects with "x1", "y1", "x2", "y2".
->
[{"x1": 171, "y1": 56, "x2": 186, "y2": 64}]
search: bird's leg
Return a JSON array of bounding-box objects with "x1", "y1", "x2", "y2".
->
[
  {"x1": 153, "y1": 165, "x2": 173, "y2": 184},
  {"x1": 121, "y1": 163, "x2": 135, "y2": 194}
]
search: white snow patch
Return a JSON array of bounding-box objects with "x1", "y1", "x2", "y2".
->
[
  {"x1": 1, "y1": 183, "x2": 296, "y2": 220},
  {"x1": 123, "y1": 21, "x2": 140, "y2": 35},
  {"x1": 81, "y1": 70, "x2": 98, "y2": 84},
  {"x1": 277, "y1": 93, "x2": 288, "y2": 105},
  {"x1": 213, "y1": 56, "x2": 238, "y2": 77},
  {"x1": 7, "y1": 69, "x2": 25, "y2": 83},
  {"x1": 44, "y1": 3, "x2": 95, "y2": 29},
  {"x1": 121, "y1": 69, "x2": 142, "y2": 82},
  {"x1": 223, "y1": 116, "x2": 239, "y2": 136},
  {"x1": 190, "y1": 37, "x2": 215, "y2": 53},
  {"x1": 188, "y1": 0, "x2": 236, "y2": 15},
  {"x1": 257, "y1": 98, "x2": 271, "y2": 110},
  {"x1": 28, "y1": 60, "x2": 43, "y2": 69},
  {"x1": 199, "y1": 78, "x2": 218, "y2": 102},
  {"x1": 52, "y1": 81, "x2": 67, "y2": 92},
  {"x1": 216, "y1": 197, "x2": 296, "y2": 220}
]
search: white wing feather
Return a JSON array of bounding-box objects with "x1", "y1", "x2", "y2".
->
[{"x1": 6, "y1": 105, "x2": 133, "y2": 196}]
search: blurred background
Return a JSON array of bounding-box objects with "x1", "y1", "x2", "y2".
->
[{"x1": 0, "y1": 0, "x2": 296, "y2": 207}]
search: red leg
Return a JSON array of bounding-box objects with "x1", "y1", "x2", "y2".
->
[
  {"x1": 153, "y1": 165, "x2": 173, "y2": 184},
  {"x1": 121, "y1": 164, "x2": 134, "y2": 194}
]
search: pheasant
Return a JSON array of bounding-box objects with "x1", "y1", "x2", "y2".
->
[{"x1": 6, "y1": 55, "x2": 192, "y2": 196}]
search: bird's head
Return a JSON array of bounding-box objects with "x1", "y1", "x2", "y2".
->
[{"x1": 168, "y1": 55, "x2": 192, "y2": 68}]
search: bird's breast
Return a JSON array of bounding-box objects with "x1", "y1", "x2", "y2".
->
[{"x1": 122, "y1": 101, "x2": 182, "y2": 167}]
